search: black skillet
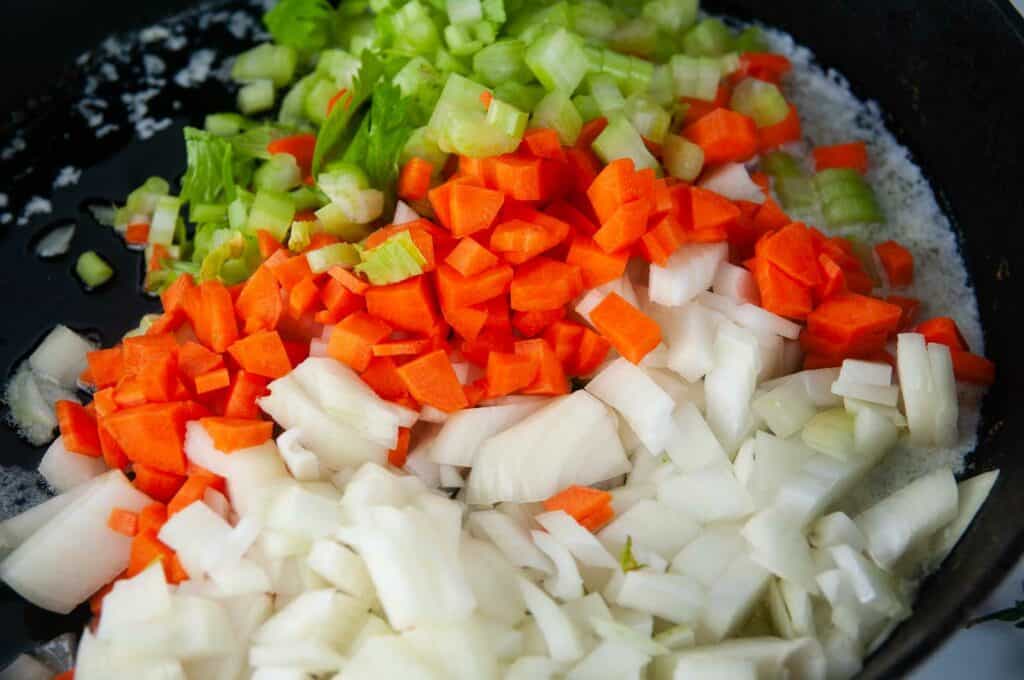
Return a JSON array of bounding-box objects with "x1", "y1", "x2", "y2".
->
[{"x1": 1, "y1": 0, "x2": 1023, "y2": 676}]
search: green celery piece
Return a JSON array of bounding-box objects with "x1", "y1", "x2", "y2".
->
[
  {"x1": 401, "y1": 126, "x2": 450, "y2": 168},
  {"x1": 507, "y1": 1, "x2": 571, "y2": 38},
  {"x1": 238, "y1": 80, "x2": 276, "y2": 115},
  {"x1": 444, "y1": 24, "x2": 485, "y2": 57},
  {"x1": 619, "y1": 536, "x2": 646, "y2": 572},
  {"x1": 288, "y1": 220, "x2": 314, "y2": 252},
  {"x1": 494, "y1": 82, "x2": 545, "y2": 113},
  {"x1": 775, "y1": 176, "x2": 817, "y2": 211},
  {"x1": 198, "y1": 230, "x2": 245, "y2": 282},
  {"x1": 592, "y1": 115, "x2": 660, "y2": 172},
  {"x1": 762, "y1": 151, "x2": 806, "y2": 178},
  {"x1": 76, "y1": 251, "x2": 114, "y2": 288},
  {"x1": 307, "y1": 242, "x2": 361, "y2": 273},
  {"x1": 472, "y1": 39, "x2": 530, "y2": 87},
  {"x1": 488, "y1": 98, "x2": 529, "y2": 137},
  {"x1": 482, "y1": 0, "x2": 506, "y2": 23},
  {"x1": 205, "y1": 113, "x2": 252, "y2": 136},
  {"x1": 572, "y1": 95, "x2": 602, "y2": 123},
  {"x1": 571, "y1": 1, "x2": 618, "y2": 41},
  {"x1": 290, "y1": 186, "x2": 328, "y2": 212},
  {"x1": 642, "y1": 0, "x2": 698, "y2": 32},
  {"x1": 305, "y1": 75, "x2": 341, "y2": 125},
  {"x1": 730, "y1": 78, "x2": 789, "y2": 127},
  {"x1": 389, "y1": 1, "x2": 443, "y2": 55},
  {"x1": 255, "y1": 154, "x2": 303, "y2": 193},
  {"x1": 150, "y1": 196, "x2": 182, "y2": 246},
  {"x1": 823, "y1": 194, "x2": 883, "y2": 227},
  {"x1": 525, "y1": 27, "x2": 590, "y2": 95},
  {"x1": 447, "y1": 0, "x2": 484, "y2": 25},
  {"x1": 317, "y1": 49, "x2": 362, "y2": 88},
  {"x1": 355, "y1": 230, "x2": 428, "y2": 285},
  {"x1": 180, "y1": 128, "x2": 236, "y2": 206},
  {"x1": 734, "y1": 26, "x2": 768, "y2": 53},
  {"x1": 312, "y1": 52, "x2": 387, "y2": 176},
  {"x1": 232, "y1": 44, "x2": 298, "y2": 88},
  {"x1": 683, "y1": 18, "x2": 736, "y2": 57},
  {"x1": 124, "y1": 176, "x2": 170, "y2": 218},
  {"x1": 229, "y1": 125, "x2": 299, "y2": 162},
  {"x1": 190, "y1": 203, "x2": 228, "y2": 224},
  {"x1": 247, "y1": 190, "x2": 296, "y2": 241},
  {"x1": 532, "y1": 90, "x2": 582, "y2": 145},
  {"x1": 278, "y1": 73, "x2": 317, "y2": 128},
  {"x1": 610, "y1": 18, "x2": 658, "y2": 58},
  {"x1": 263, "y1": 0, "x2": 335, "y2": 54},
  {"x1": 624, "y1": 94, "x2": 670, "y2": 144}
]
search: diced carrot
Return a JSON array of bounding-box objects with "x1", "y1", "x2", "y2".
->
[
  {"x1": 148, "y1": 244, "x2": 170, "y2": 273},
  {"x1": 445, "y1": 237, "x2": 500, "y2": 278},
  {"x1": 320, "y1": 277, "x2": 365, "y2": 319},
  {"x1": 544, "y1": 485, "x2": 613, "y2": 521},
  {"x1": 753, "y1": 197, "x2": 791, "y2": 233},
  {"x1": 196, "y1": 280, "x2": 239, "y2": 353},
  {"x1": 572, "y1": 328, "x2": 612, "y2": 376},
  {"x1": 757, "y1": 222, "x2": 822, "y2": 286},
  {"x1": 107, "y1": 508, "x2": 138, "y2": 537},
  {"x1": 133, "y1": 464, "x2": 186, "y2": 503},
  {"x1": 56, "y1": 401, "x2": 102, "y2": 457},
  {"x1": 546, "y1": 200, "x2": 599, "y2": 236},
  {"x1": 127, "y1": 531, "x2": 187, "y2": 583},
  {"x1": 806, "y1": 292, "x2": 903, "y2": 349},
  {"x1": 396, "y1": 350, "x2": 469, "y2": 412},
  {"x1": 680, "y1": 84, "x2": 731, "y2": 125},
  {"x1": 485, "y1": 352, "x2": 539, "y2": 398},
  {"x1": 194, "y1": 367, "x2": 231, "y2": 394},
  {"x1": 388, "y1": 427, "x2": 411, "y2": 468},
  {"x1": 266, "y1": 254, "x2": 314, "y2": 291},
  {"x1": 514, "y1": 339, "x2": 569, "y2": 396},
  {"x1": 165, "y1": 476, "x2": 215, "y2": 518},
  {"x1": 223, "y1": 371, "x2": 268, "y2": 419},
  {"x1": 950, "y1": 350, "x2": 995, "y2": 385},
  {"x1": 328, "y1": 312, "x2": 393, "y2": 372},
  {"x1": 85, "y1": 347, "x2": 124, "y2": 388},
  {"x1": 691, "y1": 186, "x2": 742, "y2": 231},
  {"x1": 737, "y1": 52, "x2": 793, "y2": 84},
  {"x1": 105, "y1": 402, "x2": 192, "y2": 474},
  {"x1": 575, "y1": 117, "x2": 608, "y2": 149},
  {"x1": 235, "y1": 266, "x2": 283, "y2": 335},
  {"x1": 138, "y1": 352, "x2": 179, "y2": 403},
  {"x1": 510, "y1": 257, "x2": 583, "y2": 312},
  {"x1": 683, "y1": 108, "x2": 759, "y2": 165},
  {"x1": 512, "y1": 308, "x2": 566, "y2": 338},
  {"x1": 447, "y1": 184, "x2": 506, "y2": 238},
  {"x1": 112, "y1": 376, "x2": 147, "y2": 408},
  {"x1": 146, "y1": 310, "x2": 185, "y2": 336},
  {"x1": 436, "y1": 263, "x2": 514, "y2": 308},
  {"x1": 288, "y1": 276, "x2": 322, "y2": 318},
  {"x1": 565, "y1": 147, "x2": 602, "y2": 193},
  {"x1": 587, "y1": 158, "x2": 638, "y2": 224},
  {"x1": 752, "y1": 257, "x2": 813, "y2": 320},
  {"x1": 122, "y1": 334, "x2": 177, "y2": 377},
  {"x1": 816, "y1": 253, "x2": 847, "y2": 301},
  {"x1": 758, "y1": 105, "x2": 802, "y2": 151},
  {"x1": 257, "y1": 229, "x2": 284, "y2": 259},
  {"x1": 201, "y1": 417, "x2": 273, "y2": 453},
  {"x1": 442, "y1": 302, "x2": 489, "y2": 343},
  {"x1": 464, "y1": 379, "x2": 488, "y2": 407},
  {"x1": 177, "y1": 341, "x2": 223, "y2": 380},
  {"x1": 459, "y1": 328, "x2": 515, "y2": 367},
  {"x1": 886, "y1": 295, "x2": 921, "y2": 329},
  {"x1": 492, "y1": 154, "x2": 564, "y2": 202},
  {"x1": 365, "y1": 276, "x2": 441, "y2": 334},
  {"x1": 54, "y1": 670, "x2": 74, "y2": 680},
  {"x1": 522, "y1": 128, "x2": 566, "y2": 161},
  {"x1": 813, "y1": 142, "x2": 869, "y2": 174},
  {"x1": 227, "y1": 330, "x2": 292, "y2": 379},
  {"x1": 138, "y1": 502, "x2": 168, "y2": 534},
  {"x1": 92, "y1": 388, "x2": 118, "y2": 417},
  {"x1": 372, "y1": 338, "x2": 431, "y2": 357},
  {"x1": 361, "y1": 357, "x2": 408, "y2": 400},
  {"x1": 578, "y1": 503, "x2": 614, "y2": 532},
  {"x1": 543, "y1": 321, "x2": 586, "y2": 370},
  {"x1": 593, "y1": 198, "x2": 652, "y2": 254},
  {"x1": 327, "y1": 265, "x2": 370, "y2": 295},
  {"x1": 638, "y1": 214, "x2": 687, "y2": 266},
  {"x1": 267, "y1": 133, "x2": 317, "y2": 175},
  {"x1": 490, "y1": 219, "x2": 564, "y2": 265},
  {"x1": 590, "y1": 293, "x2": 661, "y2": 364},
  {"x1": 874, "y1": 240, "x2": 914, "y2": 288},
  {"x1": 398, "y1": 157, "x2": 435, "y2": 202},
  {"x1": 915, "y1": 317, "x2": 968, "y2": 351},
  {"x1": 99, "y1": 421, "x2": 130, "y2": 470}
]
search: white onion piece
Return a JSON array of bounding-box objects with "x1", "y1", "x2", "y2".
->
[
  {"x1": 752, "y1": 379, "x2": 817, "y2": 439},
  {"x1": 660, "y1": 302, "x2": 721, "y2": 383},
  {"x1": 36, "y1": 436, "x2": 105, "y2": 493},
  {"x1": 809, "y1": 513, "x2": 866, "y2": 551},
  {"x1": 0, "y1": 470, "x2": 149, "y2": 613},
  {"x1": 403, "y1": 620, "x2": 503, "y2": 680},
  {"x1": 586, "y1": 359, "x2": 675, "y2": 455},
  {"x1": 535, "y1": 510, "x2": 618, "y2": 569},
  {"x1": 308, "y1": 338, "x2": 329, "y2": 357},
  {"x1": 518, "y1": 576, "x2": 586, "y2": 662},
  {"x1": 343, "y1": 635, "x2": 443, "y2": 679},
  {"x1": 159, "y1": 500, "x2": 235, "y2": 576},
  {"x1": 0, "y1": 482, "x2": 94, "y2": 551},
  {"x1": 4, "y1": 366, "x2": 59, "y2": 445},
  {"x1": 28, "y1": 324, "x2": 95, "y2": 387},
  {"x1": 854, "y1": 467, "x2": 958, "y2": 569},
  {"x1": 505, "y1": 657, "x2": 563, "y2": 680},
  {"x1": 704, "y1": 322, "x2": 760, "y2": 452},
  {"x1": 734, "y1": 303, "x2": 801, "y2": 340},
  {"x1": 838, "y1": 360, "x2": 892, "y2": 386},
  {"x1": 665, "y1": 656, "x2": 758, "y2": 680},
  {"x1": 649, "y1": 242, "x2": 728, "y2": 307},
  {"x1": 598, "y1": 499, "x2": 699, "y2": 561},
  {"x1": 305, "y1": 539, "x2": 373, "y2": 602},
  {"x1": 276, "y1": 429, "x2": 322, "y2": 481},
  {"x1": 614, "y1": 570, "x2": 704, "y2": 625},
  {"x1": 699, "y1": 163, "x2": 765, "y2": 202},
  {"x1": 249, "y1": 641, "x2": 346, "y2": 674},
  {"x1": 712, "y1": 262, "x2": 759, "y2": 305},
  {"x1": 460, "y1": 536, "x2": 527, "y2": 626},
  {"x1": 700, "y1": 552, "x2": 772, "y2": 643},
  {"x1": 532, "y1": 530, "x2": 584, "y2": 600},
  {"x1": 929, "y1": 470, "x2": 999, "y2": 565},
  {"x1": 668, "y1": 637, "x2": 826, "y2": 680},
  {"x1": 743, "y1": 507, "x2": 820, "y2": 594},
  {"x1": 767, "y1": 579, "x2": 815, "y2": 640},
  {"x1": 566, "y1": 639, "x2": 650, "y2": 680},
  {"x1": 829, "y1": 545, "x2": 906, "y2": 618},
  {"x1": 830, "y1": 380, "x2": 900, "y2": 407},
  {"x1": 254, "y1": 588, "x2": 368, "y2": 649},
  {"x1": 466, "y1": 392, "x2": 629, "y2": 505},
  {"x1": 428, "y1": 401, "x2": 544, "y2": 467},
  {"x1": 896, "y1": 333, "x2": 937, "y2": 445},
  {"x1": 928, "y1": 342, "x2": 959, "y2": 447},
  {"x1": 392, "y1": 200, "x2": 419, "y2": 225},
  {"x1": 658, "y1": 465, "x2": 754, "y2": 523}
]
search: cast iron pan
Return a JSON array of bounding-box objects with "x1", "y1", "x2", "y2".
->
[{"x1": 1, "y1": 0, "x2": 1022, "y2": 676}]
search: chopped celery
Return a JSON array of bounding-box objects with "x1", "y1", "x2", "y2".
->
[
  {"x1": 670, "y1": 54, "x2": 721, "y2": 101},
  {"x1": 255, "y1": 154, "x2": 303, "y2": 193},
  {"x1": 482, "y1": 0, "x2": 505, "y2": 23},
  {"x1": 191, "y1": 203, "x2": 228, "y2": 223},
  {"x1": 263, "y1": 0, "x2": 335, "y2": 54},
  {"x1": 815, "y1": 169, "x2": 883, "y2": 226},
  {"x1": 75, "y1": 251, "x2": 114, "y2": 289},
  {"x1": 610, "y1": 18, "x2": 658, "y2": 58},
  {"x1": 473, "y1": 20, "x2": 500, "y2": 45},
  {"x1": 761, "y1": 151, "x2": 806, "y2": 178},
  {"x1": 642, "y1": 0, "x2": 698, "y2": 32},
  {"x1": 494, "y1": 82, "x2": 546, "y2": 112},
  {"x1": 228, "y1": 196, "x2": 251, "y2": 232},
  {"x1": 290, "y1": 186, "x2": 327, "y2": 212},
  {"x1": 246, "y1": 189, "x2": 296, "y2": 241},
  {"x1": 663, "y1": 134, "x2": 704, "y2": 181},
  {"x1": 149, "y1": 196, "x2": 182, "y2": 246},
  {"x1": 761, "y1": 151, "x2": 818, "y2": 211},
  {"x1": 356, "y1": 231, "x2": 428, "y2": 285},
  {"x1": 446, "y1": 111, "x2": 521, "y2": 157},
  {"x1": 238, "y1": 80, "x2": 276, "y2": 115},
  {"x1": 587, "y1": 73, "x2": 626, "y2": 116},
  {"x1": 487, "y1": 99, "x2": 529, "y2": 137},
  {"x1": 205, "y1": 113, "x2": 251, "y2": 136},
  {"x1": 401, "y1": 126, "x2": 451, "y2": 168},
  {"x1": 532, "y1": 90, "x2": 583, "y2": 145},
  {"x1": 683, "y1": 18, "x2": 735, "y2": 57},
  {"x1": 304, "y1": 75, "x2": 340, "y2": 125},
  {"x1": 444, "y1": 24, "x2": 485, "y2": 56},
  {"x1": 624, "y1": 94, "x2": 671, "y2": 144},
  {"x1": 288, "y1": 219, "x2": 315, "y2": 252},
  {"x1": 572, "y1": 95, "x2": 602, "y2": 122},
  {"x1": 472, "y1": 40, "x2": 531, "y2": 87},
  {"x1": 730, "y1": 78, "x2": 790, "y2": 127},
  {"x1": 231, "y1": 44, "x2": 298, "y2": 87},
  {"x1": 307, "y1": 242, "x2": 361, "y2": 273},
  {"x1": 393, "y1": 57, "x2": 442, "y2": 105},
  {"x1": 447, "y1": 0, "x2": 484, "y2": 25},
  {"x1": 316, "y1": 49, "x2": 362, "y2": 89},
  {"x1": 123, "y1": 176, "x2": 170, "y2": 221},
  {"x1": 389, "y1": 1, "x2": 443, "y2": 55},
  {"x1": 571, "y1": 1, "x2": 618, "y2": 41},
  {"x1": 278, "y1": 74, "x2": 317, "y2": 127},
  {"x1": 592, "y1": 115, "x2": 660, "y2": 172},
  {"x1": 316, "y1": 202, "x2": 370, "y2": 240},
  {"x1": 525, "y1": 28, "x2": 590, "y2": 95},
  {"x1": 319, "y1": 163, "x2": 370, "y2": 194},
  {"x1": 647, "y1": 64, "x2": 675, "y2": 107},
  {"x1": 734, "y1": 26, "x2": 768, "y2": 53},
  {"x1": 507, "y1": 1, "x2": 572, "y2": 38}
]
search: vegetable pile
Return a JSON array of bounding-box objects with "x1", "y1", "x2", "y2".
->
[{"x1": 0, "y1": 0, "x2": 1001, "y2": 678}]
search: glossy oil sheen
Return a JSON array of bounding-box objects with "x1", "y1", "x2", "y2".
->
[{"x1": 1, "y1": 1, "x2": 1023, "y2": 676}]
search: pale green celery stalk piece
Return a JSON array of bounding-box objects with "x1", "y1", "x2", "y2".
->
[{"x1": 76, "y1": 251, "x2": 114, "y2": 288}]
